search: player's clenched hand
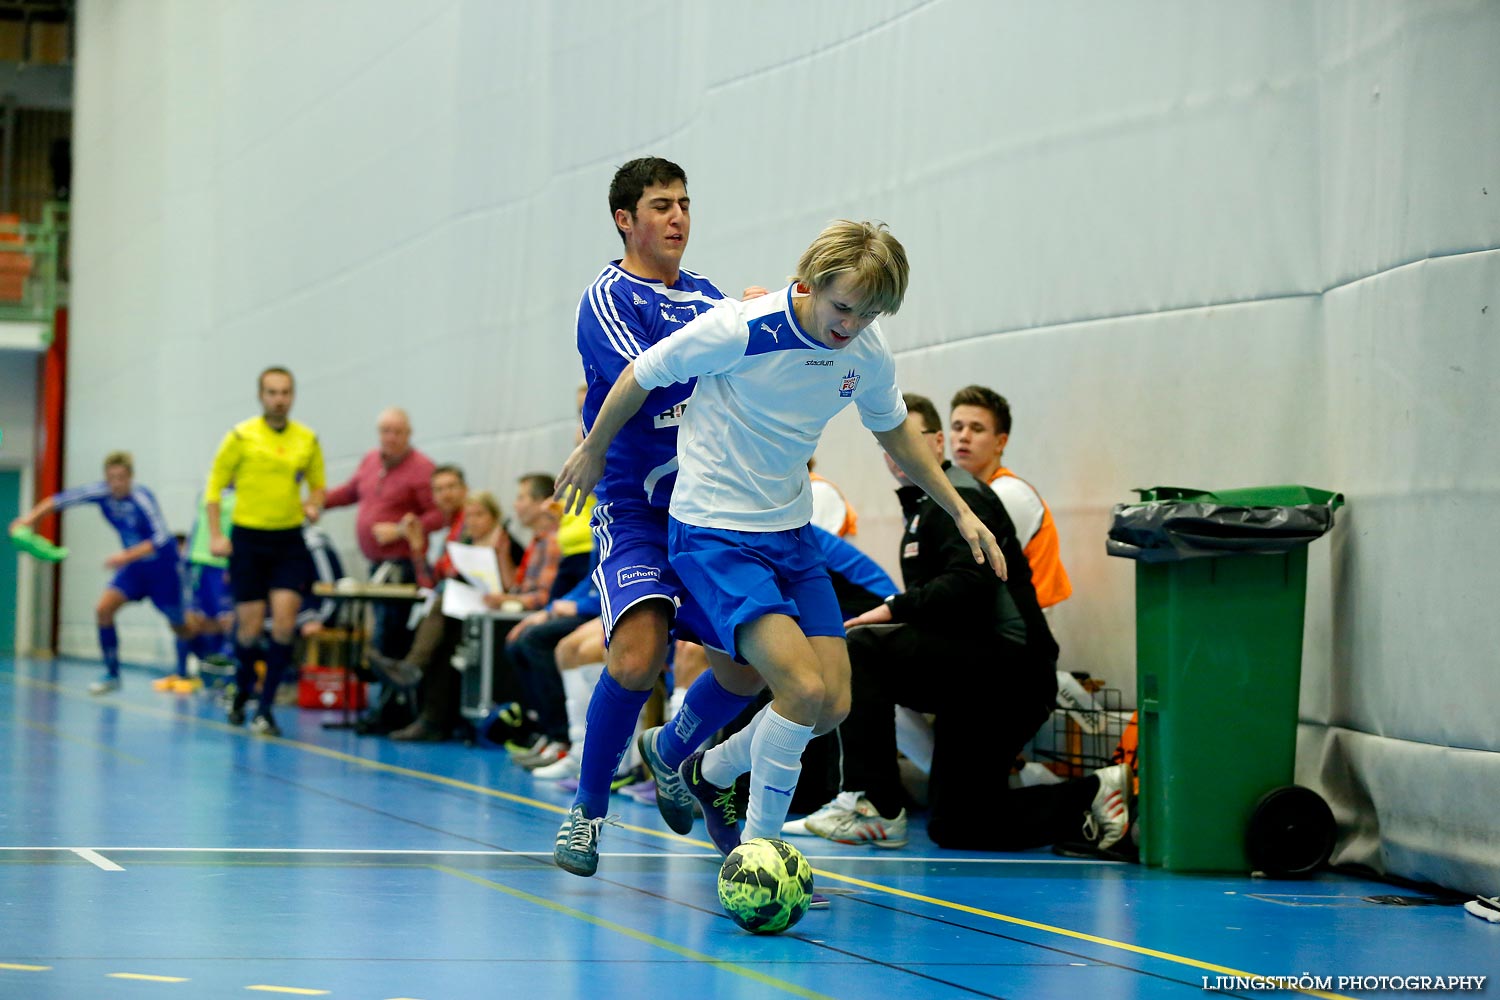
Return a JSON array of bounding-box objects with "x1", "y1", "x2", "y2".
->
[
  {"x1": 209, "y1": 536, "x2": 233, "y2": 558},
  {"x1": 554, "y1": 441, "x2": 604, "y2": 516},
  {"x1": 956, "y1": 508, "x2": 1007, "y2": 580}
]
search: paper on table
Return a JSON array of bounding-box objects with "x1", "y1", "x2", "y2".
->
[
  {"x1": 441, "y1": 580, "x2": 489, "y2": 619},
  {"x1": 445, "y1": 542, "x2": 501, "y2": 593}
]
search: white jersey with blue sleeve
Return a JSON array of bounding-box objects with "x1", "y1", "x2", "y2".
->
[
  {"x1": 53, "y1": 481, "x2": 175, "y2": 556},
  {"x1": 576, "y1": 261, "x2": 726, "y2": 508},
  {"x1": 633, "y1": 284, "x2": 907, "y2": 532}
]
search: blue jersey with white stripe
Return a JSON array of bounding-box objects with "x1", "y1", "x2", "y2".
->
[
  {"x1": 576, "y1": 261, "x2": 726, "y2": 508},
  {"x1": 53, "y1": 481, "x2": 174, "y2": 557}
]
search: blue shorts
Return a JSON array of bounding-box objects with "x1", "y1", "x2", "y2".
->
[
  {"x1": 109, "y1": 553, "x2": 185, "y2": 627},
  {"x1": 188, "y1": 564, "x2": 234, "y2": 619},
  {"x1": 591, "y1": 500, "x2": 685, "y2": 645},
  {"x1": 667, "y1": 518, "x2": 844, "y2": 662}
]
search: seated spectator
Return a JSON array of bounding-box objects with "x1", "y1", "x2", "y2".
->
[
  {"x1": 948, "y1": 385, "x2": 1071, "y2": 609},
  {"x1": 808, "y1": 458, "x2": 859, "y2": 537},
  {"x1": 504, "y1": 562, "x2": 601, "y2": 771},
  {"x1": 379, "y1": 490, "x2": 521, "y2": 742},
  {"x1": 491, "y1": 473, "x2": 563, "y2": 611},
  {"x1": 805, "y1": 394, "x2": 1128, "y2": 851}
]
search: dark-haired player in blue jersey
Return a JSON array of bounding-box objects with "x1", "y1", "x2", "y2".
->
[
  {"x1": 11, "y1": 450, "x2": 189, "y2": 694},
  {"x1": 553, "y1": 156, "x2": 770, "y2": 876}
]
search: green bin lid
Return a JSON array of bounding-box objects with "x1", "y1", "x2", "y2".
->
[{"x1": 1130, "y1": 485, "x2": 1344, "y2": 509}]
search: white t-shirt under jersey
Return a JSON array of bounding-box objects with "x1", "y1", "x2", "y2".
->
[
  {"x1": 990, "y1": 475, "x2": 1045, "y2": 547},
  {"x1": 632, "y1": 284, "x2": 906, "y2": 532}
]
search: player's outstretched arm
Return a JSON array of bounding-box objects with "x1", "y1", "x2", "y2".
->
[
  {"x1": 554, "y1": 361, "x2": 652, "y2": 515},
  {"x1": 873, "y1": 421, "x2": 1007, "y2": 579},
  {"x1": 10, "y1": 495, "x2": 55, "y2": 534}
]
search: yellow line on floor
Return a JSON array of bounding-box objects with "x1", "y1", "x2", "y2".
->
[
  {"x1": 0, "y1": 962, "x2": 51, "y2": 971},
  {"x1": 433, "y1": 865, "x2": 832, "y2": 1000},
  {"x1": 6, "y1": 668, "x2": 1353, "y2": 998},
  {"x1": 108, "y1": 972, "x2": 189, "y2": 982}
]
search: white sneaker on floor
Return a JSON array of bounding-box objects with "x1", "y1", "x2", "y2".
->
[
  {"x1": 1084, "y1": 763, "x2": 1132, "y2": 850},
  {"x1": 532, "y1": 753, "x2": 581, "y2": 780},
  {"x1": 805, "y1": 795, "x2": 909, "y2": 848},
  {"x1": 89, "y1": 675, "x2": 121, "y2": 695},
  {"x1": 781, "y1": 790, "x2": 865, "y2": 837}
]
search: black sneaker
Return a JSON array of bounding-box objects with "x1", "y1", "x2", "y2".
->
[
  {"x1": 678, "y1": 750, "x2": 742, "y2": 856},
  {"x1": 227, "y1": 693, "x2": 249, "y2": 727},
  {"x1": 638, "y1": 726, "x2": 695, "y2": 835}
]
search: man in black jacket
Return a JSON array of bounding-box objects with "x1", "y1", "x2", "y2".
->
[{"x1": 806, "y1": 393, "x2": 1130, "y2": 851}]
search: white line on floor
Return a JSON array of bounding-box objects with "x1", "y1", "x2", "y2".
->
[{"x1": 71, "y1": 848, "x2": 124, "y2": 871}]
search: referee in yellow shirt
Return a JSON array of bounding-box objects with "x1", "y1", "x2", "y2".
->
[{"x1": 205, "y1": 366, "x2": 326, "y2": 736}]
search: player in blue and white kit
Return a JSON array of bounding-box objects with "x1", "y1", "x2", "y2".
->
[
  {"x1": 556, "y1": 221, "x2": 1006, "y2": 859},
  {"x1": 552, "y1": 157, "x2": 772, "y2": 877},
  {"x1": 11, "y1": 451, "x2": 189, "y2": 694}
]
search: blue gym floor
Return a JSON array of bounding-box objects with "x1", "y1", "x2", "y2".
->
[{"x1": 1, "y1": 656, "x2": 1492, "y2": 1000}]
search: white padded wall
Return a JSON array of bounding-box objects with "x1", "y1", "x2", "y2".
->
[{"x1": 64, "y1": 0, "x2": 1497, "y2": 890}]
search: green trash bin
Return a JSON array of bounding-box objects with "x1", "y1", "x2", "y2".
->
[{"x1": 1107, "y1": 485, "x2": 1343, "y2": 872}]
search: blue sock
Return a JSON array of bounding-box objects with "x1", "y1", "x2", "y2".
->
[
  {"x1": 658, "y1": 671, "x2": 757, "y2": 772},
  {"x1": 259, "y1": 640, "x2": 293, "y2": 715},
  {"x1": 174, "y1": 637, "x2": 191, "y2": 678},
  {"x1": 233, "y1": 640, "x2": 260, "y2": 704},
  {"x1": 572, "y1": 670, "x2": 651, "y2": 820},
  {"x1": 98, "y1": 625, "x2": 120, "y2": 676}
]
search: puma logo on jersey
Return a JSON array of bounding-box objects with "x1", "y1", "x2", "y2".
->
[{"x1": 759, "y1": 322, "x2": 782, "y2": 342}]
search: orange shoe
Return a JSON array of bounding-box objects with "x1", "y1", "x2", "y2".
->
[
  {"x1": 151, "y1": 675, "x2": 177, "y2": 692},
  {"x1": 170, "y1": 675, "x2": 203, "y2": 694}
]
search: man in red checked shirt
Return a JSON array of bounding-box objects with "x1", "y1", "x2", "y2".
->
[{"x1": 324, "y1": 407, "x2": 443, "y2": 657}]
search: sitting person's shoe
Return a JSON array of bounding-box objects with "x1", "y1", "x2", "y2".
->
[
  {"x1": 1084, "y1": 763, "x2": 1132, "y2": 851},
  {"x1": 782, "y1": 790, "x2": 865, "y2": 837},
  {"x1": 610, "y1": 763, "x2": 647, "y2": 793},
  {"x1": 805, "y1": 796, "x2": 909, "y2": 848},
  {"x1": 504, "y1": 733, "x2": 544, "y2": 757},
  {"x1": 678, "y1": 750, "x2": 742, "y2": 856},
  {"x1": 249, "y1": 711, "x2": 281, "y2": 737},
  {"x1": 151, "y1": 675, "x2": 177, "y2": 692},
  {"x1": 554, "y1": 804, "x2": 607, "y2": 877},
  {"x1": 366, "y1": 652, "x2": 422, "y2": 689},
  {"x1": 390, "y1": 718, "x2": 449, "y2": 742},
  {"x1": 531, "y1": 753, "x2": 581, "y2": 781},
  {"x1": 638, "y1": 726, "x2": 695, "y2": 835},
  {"x1": 518, "y1": 741, "x2": 569, "y2": 770},
  {"x1": 89, "y1": 674, "x2": 121, "y2": 696}
]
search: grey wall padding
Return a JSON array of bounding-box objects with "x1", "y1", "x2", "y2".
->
[{"x1": 64, "y1": 0, "x2": 1498, "y2": 892}]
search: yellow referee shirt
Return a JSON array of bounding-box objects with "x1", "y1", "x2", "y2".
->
[{"x1": 206, "y1": 417, "x2": 326, "y2": 530}]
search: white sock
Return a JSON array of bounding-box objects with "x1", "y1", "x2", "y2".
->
[
  {"x1": 701, "y1": 704, "x2": 769, "y2": 788},
  {"x1": 744, "y1": 707, "x2": 815, "y2": 842},
  {"x1": 562, "y1": 662, "x2": 603, "y2": 747}
]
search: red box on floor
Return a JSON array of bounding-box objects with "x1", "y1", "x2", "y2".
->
[{"x1": 298, "y1": 666, "x2": 367, "y2": 710}]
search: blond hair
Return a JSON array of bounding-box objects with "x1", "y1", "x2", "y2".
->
[
  {"x1": 793, "y1": 220, "x2": 909, "y2": 316},
  {"x1": 465, "y1": 490, "x2": 502, "y2": 522},
  {"x1": 103, "y1": 450, "x2": 133, "y2": 474}
]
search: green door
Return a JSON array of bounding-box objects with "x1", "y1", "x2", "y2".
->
[{"x1": 0, "y1": 469, "x2": 18, "y2": 655}]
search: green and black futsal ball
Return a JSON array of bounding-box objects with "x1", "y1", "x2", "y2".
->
[{"x1": 717, "y1": 837, "x2": 815, "y2": 934}]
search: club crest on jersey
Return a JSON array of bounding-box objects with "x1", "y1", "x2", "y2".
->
[
  {"x1": 839, "y1": 369, "x2": 861, "y2": 397},
  {"x1": 617, "y1": 565, "x2": 661, "y2": 588},
  {"x1": 660, "y1": 302, "x2": 700, "y2": 325}
]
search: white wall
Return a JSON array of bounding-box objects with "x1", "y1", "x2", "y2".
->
[{"x1": 67, "y1": 0, "x2": 1498, "y2": 891}]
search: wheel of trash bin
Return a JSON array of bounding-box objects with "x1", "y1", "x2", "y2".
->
[{"x1": 1245, "y1": 785, "x2": 1336, "y2": 878}]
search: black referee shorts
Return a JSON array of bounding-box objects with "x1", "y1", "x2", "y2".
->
[{"x1": 228, "y1": 526, "x2": 310, "y2": 604}]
